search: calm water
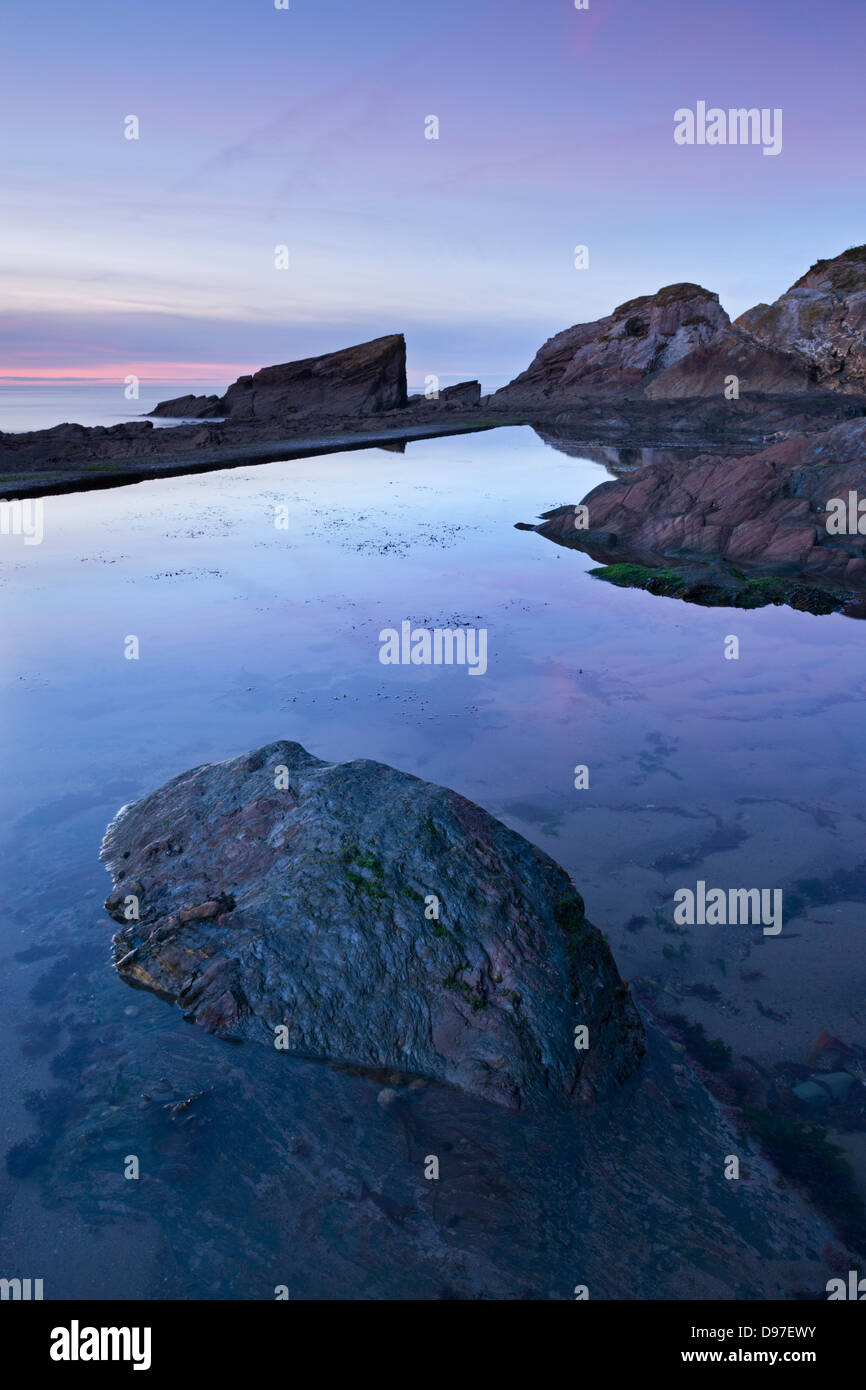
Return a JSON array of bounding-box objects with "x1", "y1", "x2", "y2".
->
[
  {"x1": 0, "y1": 382, "x2": 228, "y2": 432},
  {"x1": 1, "y1": 425, "x2": 865, "y2": 1297},
  {"x1": 0, "y1": 377, "x2": 510, "y2": 433}
]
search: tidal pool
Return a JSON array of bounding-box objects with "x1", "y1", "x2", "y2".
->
[{"x1": 1, "y1": 425, "x2": 864, "y2": 1297}]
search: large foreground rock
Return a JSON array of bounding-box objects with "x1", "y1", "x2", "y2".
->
[
  {"x1": 101, "y1": 742, "x2": 644, "y2": 1110},
  {"x1": 150, "y1": 334, "x2": 408, "y2": 423}
]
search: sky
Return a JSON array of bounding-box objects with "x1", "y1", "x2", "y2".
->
[{"x1": 1, "y1": 0, "x2": 864, "y2": 389}]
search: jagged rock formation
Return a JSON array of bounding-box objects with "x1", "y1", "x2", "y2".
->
[
  {"x1": 405, "y1": 381, "x2": 482, "y2": 408},
  {"x1": 645, "y1": 325, "x2": 815, "y2": 398},
  {"x1": 496, "y1": 247, "x2": 866, "y2": 404},
  {"x1": 740, "y1": 246, "x2": 866, "y2": 392},
  {"x1": 494, "y1": 284, "x2": 730, "y2": 402},
  {"x1": 440, "y1": 380, "x2": 482, "y2": 406},
  {"x1": 525, "y1": 415, "x2": 866, "y2": 603},
  {"x1": 649, "y1": 246, "x2": 866, "y2": 398},
  {"x1": 3, "y1": 246, "x2": 866, "y2": 498},
  {"x1": 150, "y1": 334, "x2": 408, "y2": 422},
  {"x1": 101, "y1": 742, "x2": 644, "y2": 1110},
  {"x1": 147, "y1": 392, "x2": 223, "y2": 419}
]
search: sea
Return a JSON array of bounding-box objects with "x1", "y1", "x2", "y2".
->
[{"x1": 0, "y1": 382, "x2": 230, "y2": 433}]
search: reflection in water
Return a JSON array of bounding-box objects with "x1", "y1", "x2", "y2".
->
[
  {"x1": 532, "y1": 428, "x2": 866, "y2": 617},
  {"x1": 1, "y1": 427, "x2": 864, "y2": 1297}
]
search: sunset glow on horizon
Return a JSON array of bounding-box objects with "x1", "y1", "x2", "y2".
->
[{"x1": 0, "y1": 363, "x2": 257, "y2": 385}]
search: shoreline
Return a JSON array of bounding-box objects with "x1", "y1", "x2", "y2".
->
[
  {"x1": 2, "y1": 387, "x2": 863, "y2": 501},
  {"x1": 0, "y1": 418, "x2": 503, "y2": 501}
]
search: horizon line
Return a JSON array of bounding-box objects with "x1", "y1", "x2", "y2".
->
[{"x1": 0, "y1": 363, "x2": 255, "y2": 385}]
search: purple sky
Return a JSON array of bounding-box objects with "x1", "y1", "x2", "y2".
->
[{"x1": 2, "y1": 0, "x2": 864, "y2": 388}]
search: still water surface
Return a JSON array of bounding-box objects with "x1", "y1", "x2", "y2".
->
[{"x1": 1, "y1": 426, "x2": 864, "y2": 1296}]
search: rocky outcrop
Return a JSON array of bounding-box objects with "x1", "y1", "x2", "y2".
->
[
  {"x1": 402, "y1": 381, "x2": 482, "y2": 409},
  {"x1": 0, "y1": 419, "x2": 162, "y2": 463},
  {"x1": 147, "y1": 392, "x2": 223, "y2": 419},
  {"x1": 101, "y1": 742, "x2": 644, "y2": 1110},
  {"x1": 495, "y1": 246, "x2": 866, "y2": 405},
  {"x1": 494, "y1": 284, "x2": 730, "y2": 403},
  {"x1": 645, "y1": 325, "x2": 816, "y2": 398},
  {"x1": 738, "y1": 246, "x2": 866, "y2": 393},
  {"x1": 649, "y1": 246, "x2": 866, "y2": 398},
  {"x1": 440, "y1": 380, "x2": 482, "y2": 406},
  {"x1": 525, "y1": 415, "x2": 866, "y2": 602},
  {"x1": 5, "y1": 247, "x2": 866, "y2": 498},
  {"x1": 151, "y1": 334, "x2": 407, "y2": 422}
]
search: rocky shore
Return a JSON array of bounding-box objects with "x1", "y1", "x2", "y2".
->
[
  {"x1": 3, "y1": 246, "x2": 866, "y2": 619},
  {"x1": 521, "y1": 415, "x2": 866, "y2": 612},
  {"x1": 500, "y1": 247, "x2": 866, "y2": 611},
  {"x1": 3, "y1": 246, "x2": 866, "y2": 507}
]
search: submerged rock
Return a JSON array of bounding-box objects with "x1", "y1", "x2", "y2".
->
[{"x1": 101, "y1": 742, "x2": 644, "y2": 1110}]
